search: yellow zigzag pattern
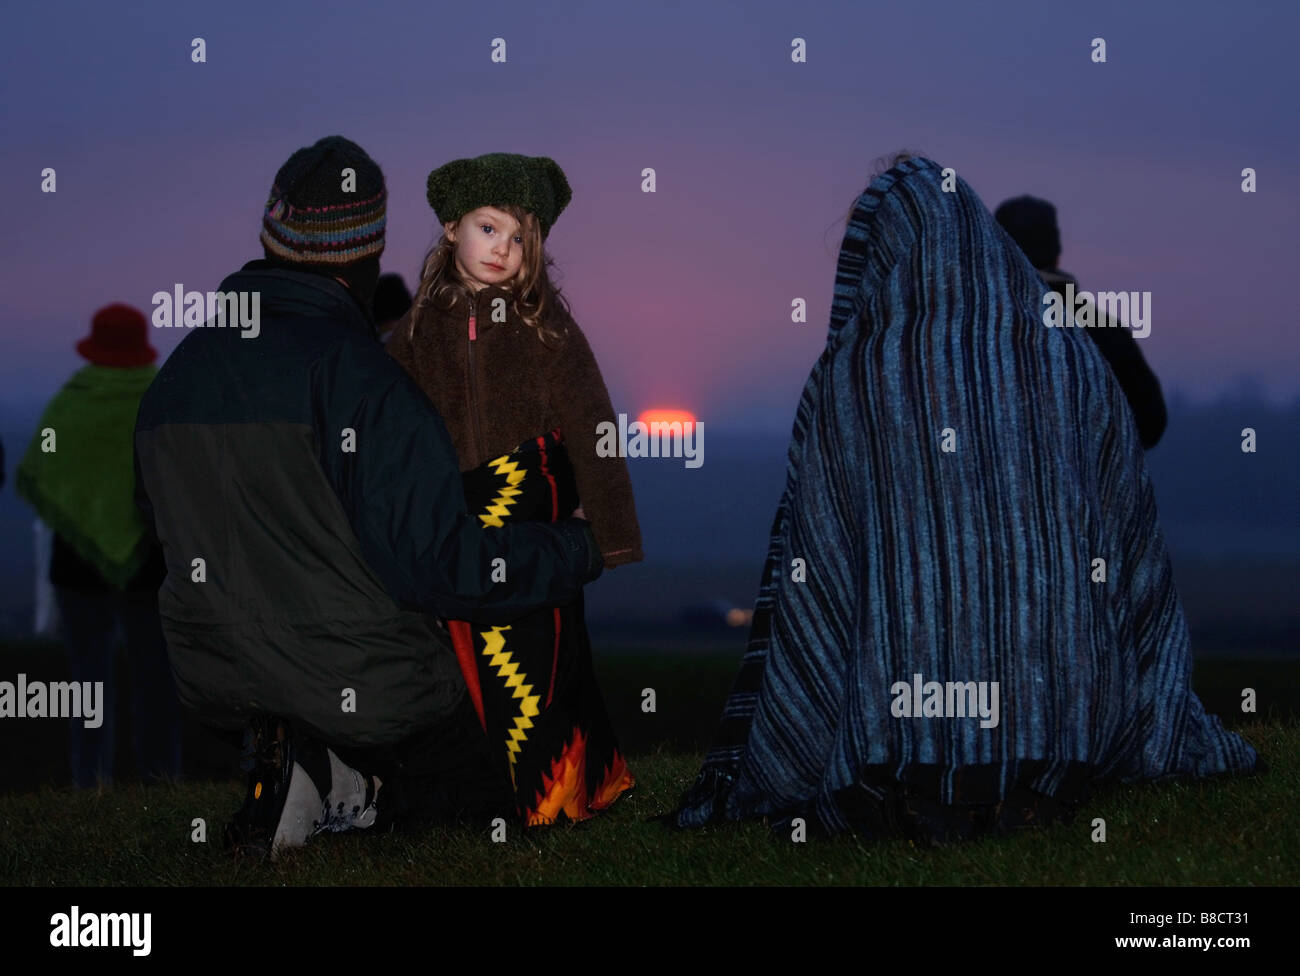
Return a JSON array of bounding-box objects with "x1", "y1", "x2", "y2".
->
[
  {"x1": 478, "y1": 454, "x2": 527, "y2": 527},
  {"x1": 480, "y1": 626, "x2": 540, "y2": 783}
]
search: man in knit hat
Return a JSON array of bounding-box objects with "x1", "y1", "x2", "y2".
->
[{"x1": 134, "y1": 136, "x2": 605, "y2": 859}]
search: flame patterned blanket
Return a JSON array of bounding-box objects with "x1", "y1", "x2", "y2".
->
[{"x1": 448, "y1": 428, "x2": 634, "y2": 826}]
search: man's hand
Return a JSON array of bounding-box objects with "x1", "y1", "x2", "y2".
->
[{"x1": 570, "y1": 506, "x2": 587, "y2": 520}]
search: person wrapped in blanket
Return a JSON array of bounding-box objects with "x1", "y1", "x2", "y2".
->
[
  {"x1": 388, "y1": 152, "x2": 642, "y2": 826},
  {"x1": 670, "y1": 154, "x2": 1263, "y2": 844}
]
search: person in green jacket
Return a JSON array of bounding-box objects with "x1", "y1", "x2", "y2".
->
[{"x1": 17, "y1": 303, "x2": 183, "y2": 788}]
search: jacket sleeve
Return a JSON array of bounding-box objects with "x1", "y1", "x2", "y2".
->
[
  {"x1": 546, "y1": 318, "x2": 644, "y2": 568},
  {"x1": 315, "y1": 337, "x2": 603, "y2": 622}
]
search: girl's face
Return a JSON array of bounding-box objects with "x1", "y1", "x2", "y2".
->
[{"x1": 446, "y1": 206, "x2": 525, "y2": 292}]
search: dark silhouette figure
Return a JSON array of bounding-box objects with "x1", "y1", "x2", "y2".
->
[
  {"x1": 996, "y1": 195, "x2": 1167, "y2": 448},
  {"x1": 373, "y1": 273, "x2": 411, "y2": 345}
]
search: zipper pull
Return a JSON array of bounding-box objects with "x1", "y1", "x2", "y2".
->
[{"x1": 468, "y1": 305, "x2": 477, "y2": 341}]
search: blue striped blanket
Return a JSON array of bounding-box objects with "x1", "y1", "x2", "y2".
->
[{"x1": 672, "y1": 156, "x2": 1259, "y2": 838}]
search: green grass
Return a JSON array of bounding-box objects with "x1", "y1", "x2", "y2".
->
[
  {"x1": 1, "y1": 720, "x2": 1294, "y2": 886},
  {"x1": 3, "y1": 639, "x2": 1296, "y2": 885}
]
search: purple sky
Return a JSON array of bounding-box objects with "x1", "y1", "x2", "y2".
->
[{"x1": 3, "y1": 0, "x2": 1297, "y2": 429}]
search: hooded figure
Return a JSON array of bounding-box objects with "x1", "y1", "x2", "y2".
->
[{"x1": 672, "y1": 156, "x2": 1260, "y2": 843}]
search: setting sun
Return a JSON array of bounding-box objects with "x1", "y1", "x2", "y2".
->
[{"x1": 637, "y1": 409, "x2": 697, "y2": 428}]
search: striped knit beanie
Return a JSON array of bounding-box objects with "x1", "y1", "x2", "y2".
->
[
  {"x1": 426, "y1": 153, "x2": 571, "y2": 239},
  {"x1": 260, "y1": 136, "x2": 387, "y2": 266}
]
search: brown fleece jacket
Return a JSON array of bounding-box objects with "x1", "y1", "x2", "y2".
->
[{"x1": 387, "y1": 284, "x2": 644, "y2": 569}]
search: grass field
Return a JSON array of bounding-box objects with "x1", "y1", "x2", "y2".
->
[{"x1": 1, "y1": 639, "x2": 1296, "y2": 885}]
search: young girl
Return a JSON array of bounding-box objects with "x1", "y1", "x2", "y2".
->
[{"x1": 387, "y1": 152, "x2": 641, "y2": 826}]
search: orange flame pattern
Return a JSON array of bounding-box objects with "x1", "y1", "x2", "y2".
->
[{"x1": 527, "y1": 726, "x2": 636, "y2": 827}]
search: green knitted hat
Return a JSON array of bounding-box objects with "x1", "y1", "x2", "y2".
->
[{"x1": 426, "y1": 153, "x2": 572, "y2": 239}]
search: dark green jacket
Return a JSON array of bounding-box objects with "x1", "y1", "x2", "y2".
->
[{"x1": 134, "y1": 261, "x2": 602, "y2": 747}]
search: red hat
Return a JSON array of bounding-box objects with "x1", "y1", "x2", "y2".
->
[{"x1": 76, "y1": 303, "x2": 157, "y2": 367}]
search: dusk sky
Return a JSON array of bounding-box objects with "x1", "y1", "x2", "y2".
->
[{"x1": 3, "y1": 0, "x2": 1297, "y2": 429}]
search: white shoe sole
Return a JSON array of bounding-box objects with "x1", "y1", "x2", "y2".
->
[
  {"x1": 270, "y1": 761, "x2": 324, "y2": 860},
  {"x1": 316, "y1": 750, "x2": 381, "y2": 833}
]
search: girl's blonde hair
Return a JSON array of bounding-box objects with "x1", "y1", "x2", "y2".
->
[{"x1": 408, "y1": 203, "x2": 571, "y2": 347}]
